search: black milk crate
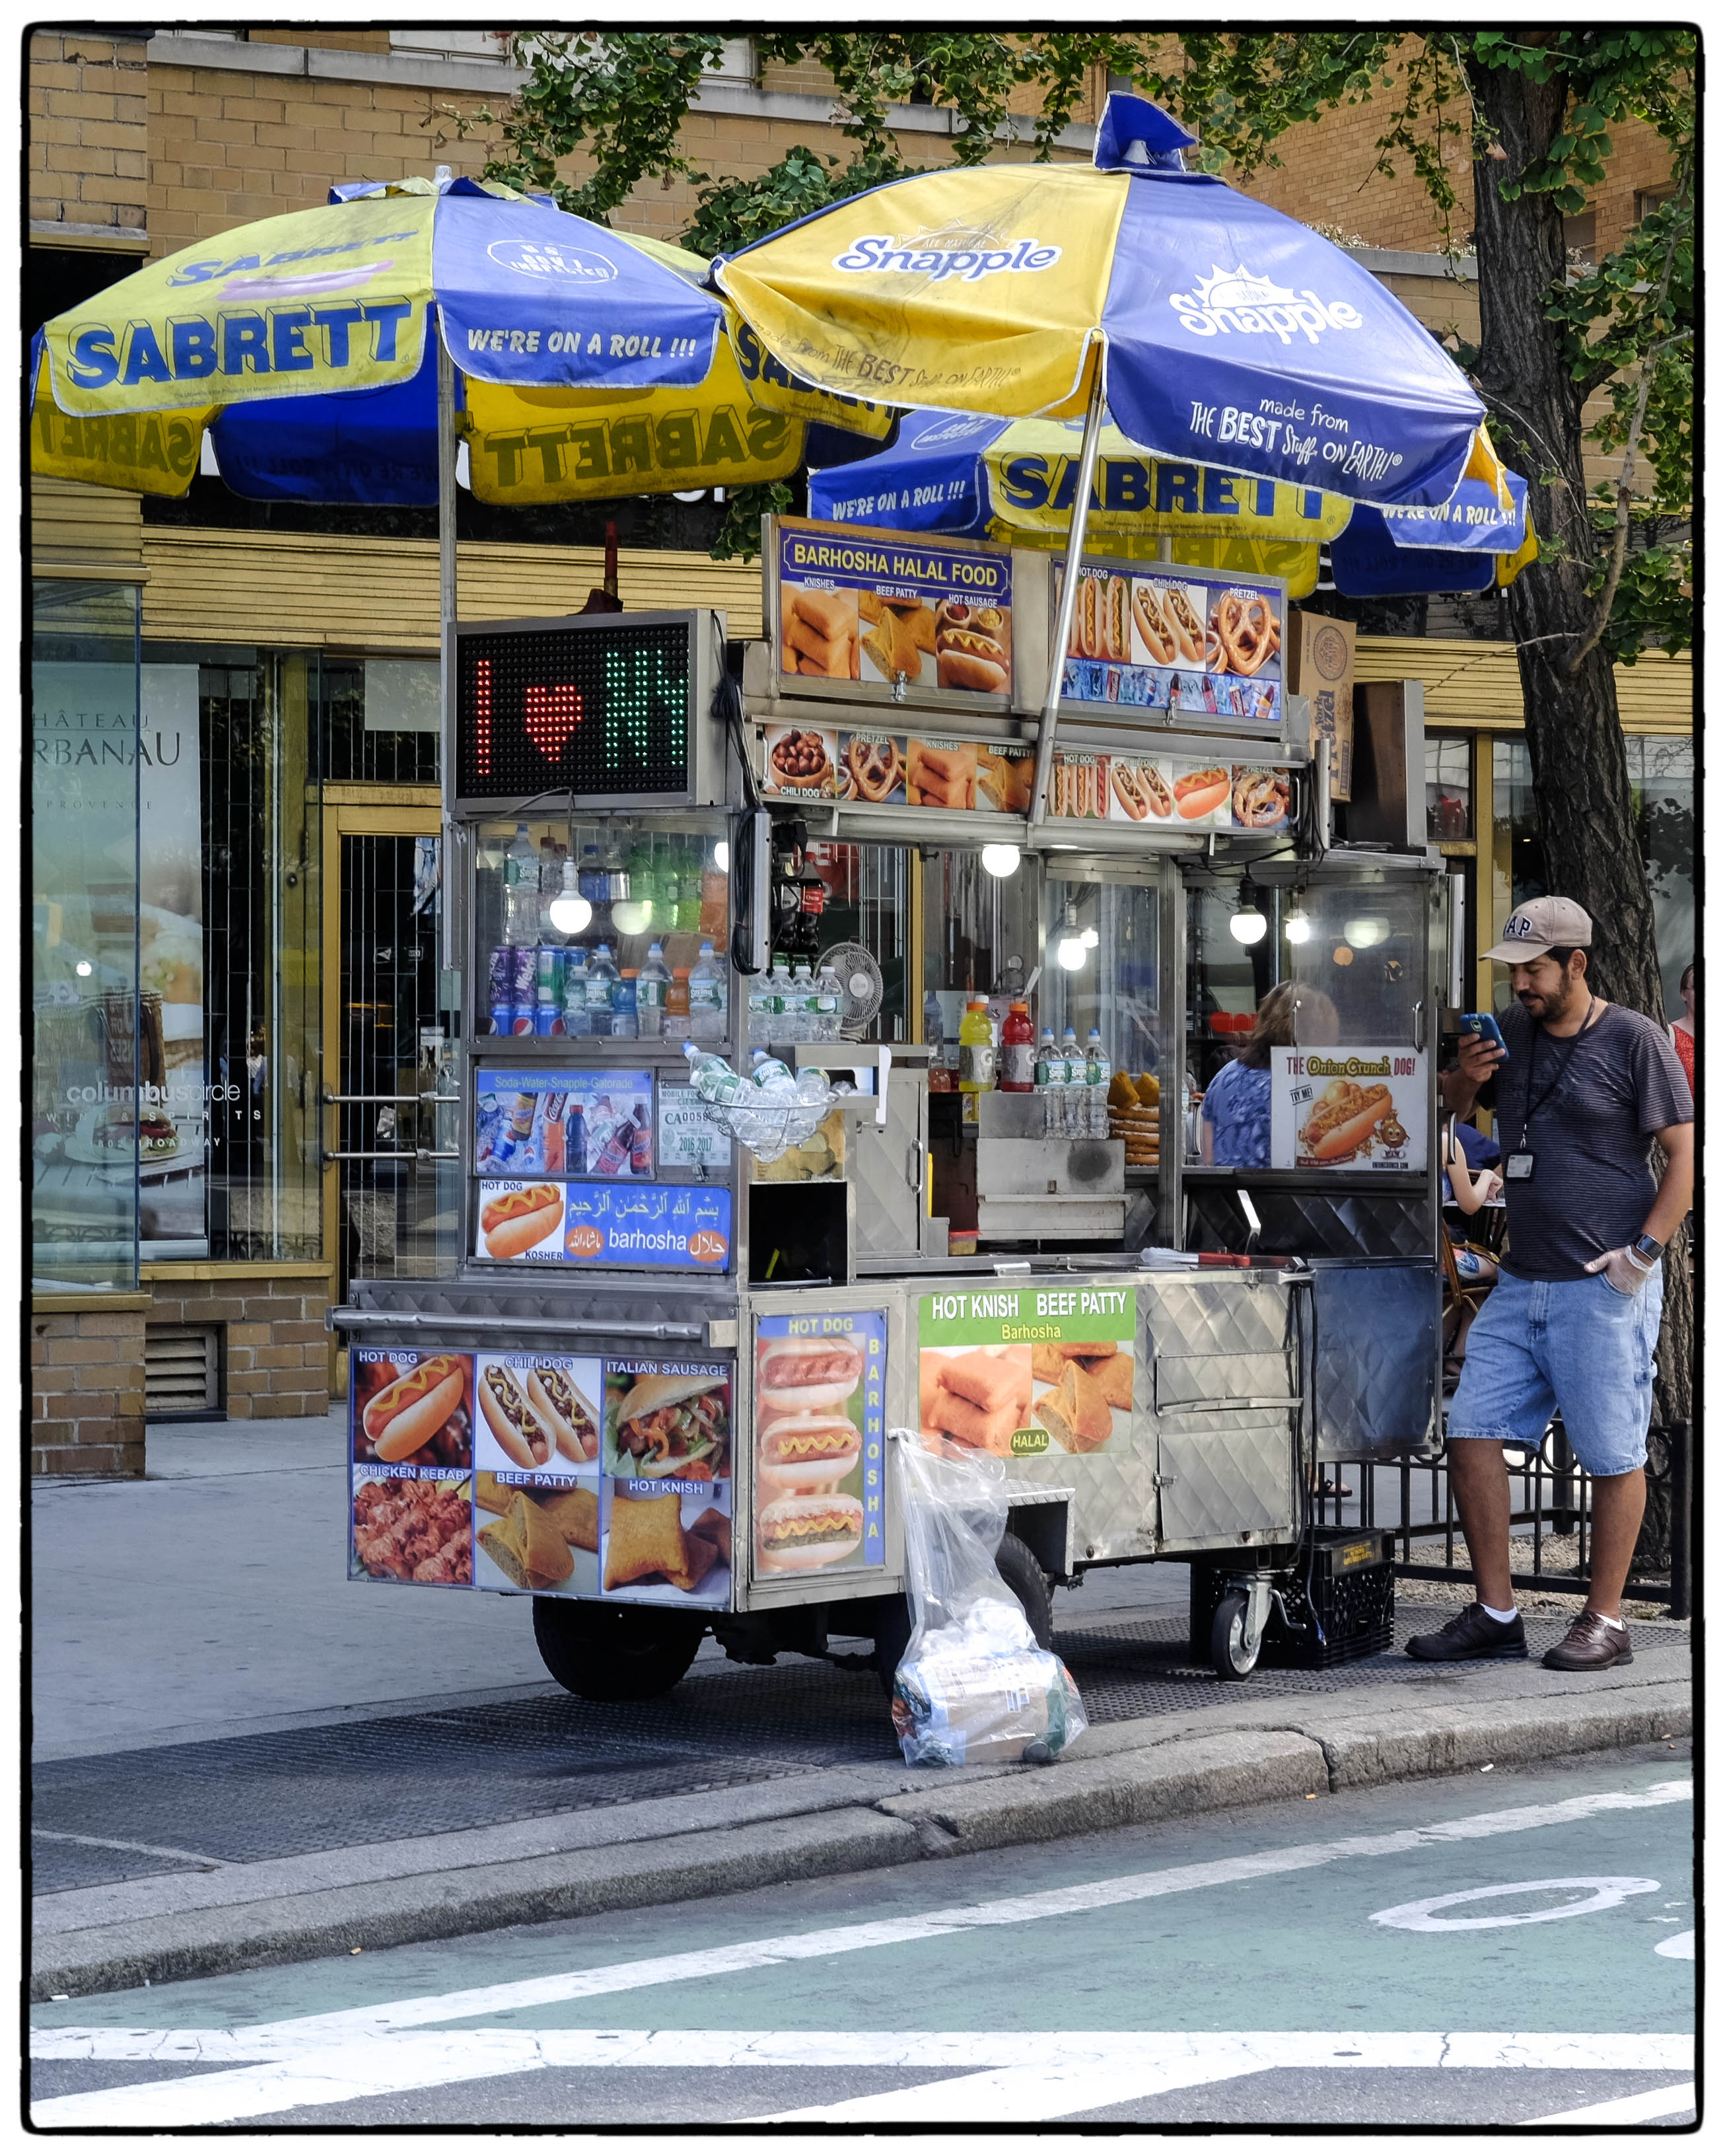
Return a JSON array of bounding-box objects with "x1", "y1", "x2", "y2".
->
[{"x1": 1191, "y1": 1530, "x2": 1395, "y2": 1671}]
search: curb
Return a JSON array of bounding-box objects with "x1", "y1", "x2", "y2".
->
[{"x1": 30, "y1": 1679, "x2": 1690, "y2": 2003}]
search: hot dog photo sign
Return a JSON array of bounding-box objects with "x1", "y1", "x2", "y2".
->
[
  {"x1": 1058, "y1": 559, "x2": 1287, "y2": 729},
  {"x1": 1269, "y1": 1048, "x2": 1428, "y2": 1172},
  {"x1": 752, "y1": 1311, "x2": 888, "y2": 1580}
]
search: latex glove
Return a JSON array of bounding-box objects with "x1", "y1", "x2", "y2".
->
[{"x1": 1585, "y1": 1246, "x2": 1657, "y2": 1295}]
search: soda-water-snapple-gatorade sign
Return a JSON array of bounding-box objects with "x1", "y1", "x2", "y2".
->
[{"x1": 917, "y1": 1285, "x2": 1136, "y2": 1458}]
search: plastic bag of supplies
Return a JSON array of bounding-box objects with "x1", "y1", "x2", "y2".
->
[{"x1": 888, "y1": 1430, "x2": 1088, "y2": 1768}]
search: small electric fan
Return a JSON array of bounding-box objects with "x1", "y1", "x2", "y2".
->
[{"x1": 823, "y1": 941, "x2": 884, "y2": 1040}]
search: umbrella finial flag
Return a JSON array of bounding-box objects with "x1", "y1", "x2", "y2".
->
[{"x1": 1094, "y1": 92, "x2": 1197, "y2": 174}]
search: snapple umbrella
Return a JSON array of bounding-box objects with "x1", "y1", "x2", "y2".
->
[{"x1": 715, "y1": 92, "x2": 1504, "y2": 818}]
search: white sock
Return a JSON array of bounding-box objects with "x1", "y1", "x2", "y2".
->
[
  {"x1": 1480, "y1": 1601, "x2": 1518, "y2": 1623},
  {"x1": 1596, "y1": 1612, "x2": 1626, "y2": 1630}
]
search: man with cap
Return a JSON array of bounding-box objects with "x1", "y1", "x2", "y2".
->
[{"x1": 1409, "y1": 896, "x2": 1693, "y2": 1671}]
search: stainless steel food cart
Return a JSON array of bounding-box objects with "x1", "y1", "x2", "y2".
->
[{"x1": 332, "y1": 521, "x2": 1447, "y2": 1690}]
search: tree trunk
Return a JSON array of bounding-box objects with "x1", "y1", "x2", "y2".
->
[{"x1": 1465, "y1": 55, "x2": 1693, "y2": 1542}]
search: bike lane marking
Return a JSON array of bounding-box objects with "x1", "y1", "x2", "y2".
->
[
  {"x1": 30, "y1": 1778, "x2": 1692, "y2": 2129},
  {"x1": 1524, "y1": 2082, "x2": 1695, "y2": 2126}
]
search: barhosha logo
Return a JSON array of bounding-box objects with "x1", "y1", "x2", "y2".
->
[{"x1": 1171, "y1": 262, "x2": 1365, "y2": 345}]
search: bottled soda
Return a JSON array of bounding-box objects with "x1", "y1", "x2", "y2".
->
[
  {"x1": 667, "y1": 967, "x2": 692, "y2": 1032},
  {"x1": 1001, "y1": 1001, "x2": 1035, "y2": 1091}
]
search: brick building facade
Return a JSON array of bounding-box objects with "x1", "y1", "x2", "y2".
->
[{"x1": 29, "y1": 28, "x2": 1692, "y2": 1474}]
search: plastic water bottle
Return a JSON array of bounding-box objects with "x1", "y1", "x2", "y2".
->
[
  {"x1": 767, "y1": 955, "x2": 793, "y2": 1042},
  {"x1": 683, "y1": 1042, "x2": 750, "y2": 1106},
  {"x1": 1086, "y1": 1027, "x2": 1111, "y2": 1138},
  {"x1": 503, "y1": 823, "x2": 540, "y2": 945},
  {"x1": 747, "y1": 974, "x2": 771, "y2": 1046},
  {"x1": 612, "y1": 969, "x2": 639, "y2": 1040},
  {"x1": 561, "y1": 946, "x2": 590, "y2": 1038},
  {"x1": 923, "y1": 989, "x2": 945, "y2": 1059},
  {"x1": 585, "y1": 944, "x2": 619, "y2": 1038},
  {"x1": 1036, "y1": 1027, "x2": 1059, "y2": 1136},
  {"x1": 635, "y1": 942, "x2": 671, "y2": 1039},
  {"x1": 750, "y1": 1054, "x2": 796, "y2": 1088},
  {"x1": 687, "y1": 940, "x2": 726, "y2": 1044},
  {"x1": 577, "y1": 844, "x2": 604, "y2": 903},
  {"x1": 1060, "y1": 1026, "x2": 1082, "y2": 1137},
  {"x1": 814, "y1": 964, "x2": 843, "y2": 1044},
  {"x1": 791, "y1": 960, "x2": 816, "y2": 1044}
]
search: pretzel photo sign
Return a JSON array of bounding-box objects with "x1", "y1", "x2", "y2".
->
[{"x1": 1056, "y1": 558, "x2": 1288, "y2": 730}]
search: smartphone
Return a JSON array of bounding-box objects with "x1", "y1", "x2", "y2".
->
[{"x1": 1460, "y1": 1012, "x2": 1508, "y2": 1060}]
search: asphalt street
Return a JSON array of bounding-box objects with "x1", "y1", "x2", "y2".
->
[{"x1": 31, "y1": 1743, "x2": 1694, "y2": 2129}]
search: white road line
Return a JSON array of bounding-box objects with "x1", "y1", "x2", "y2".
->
[
  {"x1": 752, "y1": 2034, "x2": 1697, "y2": 2126},
  {"x1": 29, "y1": 2032, "x2": 1697, "y2": 2132},
  {"x1": 157, "y1": 1778, "x2": 1697, "y2": 2052},
  {"x1": 28, "y1": 1777, "x2": 1692, "y2": 2130},
  {"x1": 1655, "y1": 1929, "x2": 1695, "y2": 1959},
  {"x1": 1524, "y1": 2083, "x2": 1696, "y2": 2126}
]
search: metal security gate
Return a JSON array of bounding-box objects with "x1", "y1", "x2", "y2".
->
[{"x1": 322, "y1": 810, "x2": 459, "y2": 1302}]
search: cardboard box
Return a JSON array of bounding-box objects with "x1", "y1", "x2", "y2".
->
[{"x1": 1285, "y1": 610, "x2": 1355, "y2": 801}]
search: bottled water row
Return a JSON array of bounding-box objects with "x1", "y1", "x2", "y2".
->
[
  {"x1": 1036, "y1": 1025, "x2": 1112, "y2": 1139},
  {"x1": 683, "y1": 1044, "x2": 835, "y2": 1163},
  {"x1": 746, "y1": 954, "x2": 843, "y2": 1045}
]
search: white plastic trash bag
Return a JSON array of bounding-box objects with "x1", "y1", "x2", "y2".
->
[{"x1": 889, "y1": 1430, "x2": 1088, "y2": 1768}]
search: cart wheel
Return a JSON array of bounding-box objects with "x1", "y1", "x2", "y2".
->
[
  {"x1": 996, "y1": 1532, "x2": 1055, "y2": 1651},
  {"x1": 1209, "y1": 1588, "x2": 1261, "y2": 1681},
  {"x1": 533, "y1": 1598, "x2": 704, "y2": 1702}
]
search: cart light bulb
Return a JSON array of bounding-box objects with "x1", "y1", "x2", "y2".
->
[
  {"x1": 1057, "y1": 935, "x2": 1088, "y2": 972},
  {"x1": 1345, "y1": 916, "x2": 1387, "y2": 948},
  {"x1": 75, "y1": 960, "x2": 93, "y2": 977},
  {"x1": 1283, "y1": 911, "x2": 1312, "y2": 945},
  {"x1": 611, "y1": 898, "x2": 653, "y2": 937},
  {"x1": 713, "y1": 840, "x2": 729, "y2": 873},
  {"x1": 1230, "y1": 906, "x2": 1267, "y2": 945},
  {"x1": 1080, "y1": 925, "x2": 1099, "y2": 948},
  {"x1": 548, "y1": 876, "x2": 592, "y2": 934},
  {"x1": 981, "y1": 843, "x2": 1021, "y2": 879}
]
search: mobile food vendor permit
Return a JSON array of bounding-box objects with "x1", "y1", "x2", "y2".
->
[{"x1": 919, "y1": 1283, "x2": 1136, "y2": 1458}]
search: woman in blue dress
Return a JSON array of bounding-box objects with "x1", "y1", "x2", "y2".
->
[{"x1": 1200, "y1": 981, "x2": 1338, "y2": 1167}]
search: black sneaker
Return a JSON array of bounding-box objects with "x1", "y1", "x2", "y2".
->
[{"x1": 1405, "y1": 1602, "x2": 1528, "y2": 1661}]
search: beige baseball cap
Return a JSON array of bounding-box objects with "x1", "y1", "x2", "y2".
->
[{"x1": 1485, "y1": 895, "x2": 1594, "y2": 963}]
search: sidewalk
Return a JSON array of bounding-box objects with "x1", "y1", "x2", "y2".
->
[{"x1": 31, "y1": 1409, "x2": 1691, "y2": 1999}]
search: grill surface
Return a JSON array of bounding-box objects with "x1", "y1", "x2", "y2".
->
[{"x1": 32, "y1": 1606, "x2": 1687, "y2": 1896}]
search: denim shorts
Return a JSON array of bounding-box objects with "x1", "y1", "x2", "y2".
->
[{"x1": 1448, "y1": 1264, "x2": 1663, "y2": 1477}]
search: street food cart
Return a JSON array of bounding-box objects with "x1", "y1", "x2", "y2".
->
[{"x1": 332, "y1": 518, "x2": 1446, "y2": 1691}]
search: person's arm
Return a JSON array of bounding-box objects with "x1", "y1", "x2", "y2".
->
[
  {"x1": 1440, "y1": 1031, "x2": 1505, "y2": 1118},
  {"x1": 1201, "y1": 1113, "x2": 1215, "y2": 1165},
  {"x1": 1584, "y1": 1121, "x2": 1694, "y2": 1289},
  {"x1": 1442, "y1": 1124, "x2": 1487, "y2": 1215}
]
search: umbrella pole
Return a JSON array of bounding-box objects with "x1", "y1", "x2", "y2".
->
[
  {"x1": 1028, "y1": 353, "x2": 1107, "y2": 829},
  {"x1": 437, "y1": 325, "x2": 458, "y2": 977}
]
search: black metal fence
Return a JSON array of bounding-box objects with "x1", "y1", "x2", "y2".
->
[{"x1": 1312, "y1": 1423, "x2": 1691, "y2": 1618}]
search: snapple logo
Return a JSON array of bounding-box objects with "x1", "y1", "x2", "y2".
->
[
  {"x1": 1170, "y1": 263, "x2": 1364, "y2": 345},
  {"x1": 833, "y1": 235, "x2": 1061, "y2": 283}
]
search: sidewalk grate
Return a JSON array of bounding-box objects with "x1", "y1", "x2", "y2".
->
[{"x1": 31, "y1": 1605, "x2": 1689, "y2": 1897}]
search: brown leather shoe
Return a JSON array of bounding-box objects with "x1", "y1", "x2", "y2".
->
[{"x1": 1542, "y1": 1610, "x2": 1635, "y2": 1671}]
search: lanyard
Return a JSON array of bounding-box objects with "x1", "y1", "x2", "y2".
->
[{"x1": 1513, "y1": 996, "x2": 1598, "y2": 1151}]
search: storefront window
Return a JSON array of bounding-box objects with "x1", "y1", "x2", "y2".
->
[
  {"x1": 1491, "y1": 735, "x2": 1692, "y2": 1013},
  {"x1": 1425, "y1": 733, "x2": 1472, "y2": 840},
  {"x1": 316, "y1": 655, "x2": 440, "y2": 785},
  {"x1": 32, "y1": 580, "x2": 141, "y2": 1289},
  {"x1": 921, "y1": 848, "x2": 1039, "y2": 1046},
  {"x1": 138, "y1": 644, "x2": 323, "y2": 1260}
]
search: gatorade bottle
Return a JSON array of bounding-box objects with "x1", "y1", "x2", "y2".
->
[
  {"x1": 958, "y1": 999, "x2": 996, "y2": 1100},
  {"x1": 1001, "y1": 1001, "x2": 1035, "y2": 1091},
  {"x1": 667, "y1": 967, "x2": 692, "y2": 1033}
]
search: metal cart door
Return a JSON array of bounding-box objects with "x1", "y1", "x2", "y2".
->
[{"x1": 1143, "y1": 1274, "x2": 1300, "y2": 1546}]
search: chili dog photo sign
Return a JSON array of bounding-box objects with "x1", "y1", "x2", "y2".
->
[
  {"x1": 772, "y1": 517, "x2": 1013, "y2": 706},
  {"x1": 752, "y1": 1311, "x2": 888, "y2": 1579},
  {"x1": 1270, "y1": 1048, "x2": 1428, "y2": 1171},
  {"x1": 1057, "y1": 560, "x2": 1286, "y2": 731}
]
